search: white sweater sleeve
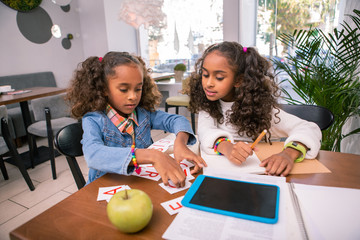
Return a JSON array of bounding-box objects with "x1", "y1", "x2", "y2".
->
[
  {"x1": 270, "y1": 109, "x2": 322, "y2": 159},
  {"x1": 197, "y1": 111, "x2": 235, "y2": 155}
]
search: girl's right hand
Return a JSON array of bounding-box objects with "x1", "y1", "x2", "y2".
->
[
  {"x1": 150, "y1": 151, "x2": 186, "y2": 188},
  {"x1": 218, "y1": 140, "x2": 253, "y2": 165}
]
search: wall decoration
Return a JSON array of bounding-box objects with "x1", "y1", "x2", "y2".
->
[
  {"x1": 61, "y1": 4, "x2": 70, "y2": 12},
  {"x1": 51, "y1": 0, "x2": 71, "y2": 6},
  {"x1": 51, "y1": 24, "x2": 62, "y2": 38},
  {"x1": 61, "y1": 33, "x2": 73, "y2": 49},
  {"x1": 0, "y1": 0, "x2": 42, "y2": 12},
  {"x1": 16, "y1": 6, "x2": 53, "y2": 44}
]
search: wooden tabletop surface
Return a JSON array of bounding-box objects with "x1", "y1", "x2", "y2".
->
[{"x1": 0, "y1": 87, "x2": 66, "y2": 105}]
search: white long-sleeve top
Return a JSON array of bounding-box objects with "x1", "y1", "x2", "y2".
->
[{"x1": 198, "y1": 100, "x2": 322, "y2": 159}]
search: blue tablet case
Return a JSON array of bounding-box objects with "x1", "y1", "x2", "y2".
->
[{"x1": 182, "y1": 175, "x2": 280, "y2": 224}]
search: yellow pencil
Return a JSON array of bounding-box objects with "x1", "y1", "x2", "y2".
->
[{"x1": 251, "y1": 129, "x2": 267, "y2": 149}]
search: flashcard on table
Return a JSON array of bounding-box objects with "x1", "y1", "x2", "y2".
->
[
  {"x1": 180, "y1": 159, "x2": 195, "y2": 168},
  {"x1": 161, "y1": 196, "x2": 184, "y2": 215},
  {"x1": 147, "y1": 138, "x2": 173, "y2": 152},
  {"x1": 132, "y1": 165, "x2": 161, "y2": 181},
  {"x1": 183, "y1": 167, "x2": 195, "y2": 181},
  {"x1": 159, "y1": 180, "x2": 192, "y2": 194},
  {"x1": 97, "y1": 185, "x2": 131, "y2": 201}
]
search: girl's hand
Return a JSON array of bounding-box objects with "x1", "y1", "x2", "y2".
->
[
  {"x1": 259, "y1": 148, "x2": 297, "y2": 176},
  {"x1": 218, "y1": 140, "x2": 253, "y2": 165},
  {"x1": 173, "y1": 132, "x2": 207, "y2": 174},
  {"x1": 134, "y1": 149, "x2": 186, "y2": 187},
  {"x1": 152, "y1": 151, "x2": 186, "y2": 187}
]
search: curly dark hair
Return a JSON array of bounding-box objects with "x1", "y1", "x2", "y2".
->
[
  {"x1": 67, "y1": 51, "x2": 162, "y2": 119},
  {"x1": 189, "y1": 41, "x2": 281, "y2": 140}
]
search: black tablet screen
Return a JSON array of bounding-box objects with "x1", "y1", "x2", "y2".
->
[{"x1": 189, "y1": 177, "x2": 278, "y2": 218}]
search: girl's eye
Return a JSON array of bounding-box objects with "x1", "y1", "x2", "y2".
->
[
  {"x1": 119, "y1": 89, "x2": 127, "y2": 93},
  {"x1": 136, "y1": 88, "x2": 142, "y2": 92},
  {"x1": 202, "y1": 74, "x2": 209, "y2": 78},
  {"x1": 216, "y1": 77, "x2": 224, "y2": 80}
]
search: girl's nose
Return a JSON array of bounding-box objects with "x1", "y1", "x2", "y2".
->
[
  {"x1": 128, "y1": 91, "x2": 137, "y2": 100},
  {"x1": 206, "y1": 77, "x2": 215, "y2": 88}
]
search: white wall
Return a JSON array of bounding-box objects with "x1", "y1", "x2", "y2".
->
[
  {"x1": 0, "y1": 0, "x2": 84, "y2": 88},
  {"x1": 103, "y1": 0, "x2": 138, "y2": 54},
  {"x1": 77, "y1": 0, "x2": 108, "y2": 59}
]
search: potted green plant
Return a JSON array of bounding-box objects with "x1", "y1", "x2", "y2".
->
[
  {"x1": 273, "y1": 9, "x2": 360, "y2": 152},
  {"x1": 174, "y1": 63, "x2": 186, "y2": 82}
]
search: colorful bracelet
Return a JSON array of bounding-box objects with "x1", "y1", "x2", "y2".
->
[
  {"x1": 131, "y1": 143, "x2": 140, "y2": 170},
  {"x1": 214, "y1": 137, "x2": 231, "y2": 155}
]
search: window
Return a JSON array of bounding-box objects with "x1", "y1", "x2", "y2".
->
[
  {"x1": 257, "y1": 0, "x2": 339, "y2": 59},
  {"x1": 256, "y1": 0, "x2": 339, "y2": 103},
  {"x1": 147, "y1": 0, "x2": 223, "y2": 73}
]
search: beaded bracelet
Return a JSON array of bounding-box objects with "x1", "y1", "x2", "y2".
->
[
  {"x1": 131, "y1": 143, "x2": 138, "y2": 168},
  {"x1": 214, "y1": 137, "x2": 231, "y2": 155},
  {"x1": 131, "y1": 140, "x2": 142, "y2": 174}
]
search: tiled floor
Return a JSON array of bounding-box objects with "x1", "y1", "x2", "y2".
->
[{"x1": 0, "y1": 129, "x2": 169, "y2": 240}]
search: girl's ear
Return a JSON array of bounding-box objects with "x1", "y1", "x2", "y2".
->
[{"x1": 234, "y1": 78, "x2": 241, "y2": 88}]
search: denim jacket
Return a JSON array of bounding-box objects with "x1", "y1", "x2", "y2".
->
[{"x1": 81, "y1": 107, "x2": 196, "y2": 184}]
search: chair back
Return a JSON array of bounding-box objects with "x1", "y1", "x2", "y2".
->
[
  {"x1": 0, "y1": 106, "x2": 8, "y2": 136},
  {"x1": 279, "y1": 104, "x2": 334, "y2": 131},
  {"x1": 54, "y1": 121, "x2": 85, "y2": 189},
  {"x1": 31, "y1": 93, "x2": 70, "y2": 121}
]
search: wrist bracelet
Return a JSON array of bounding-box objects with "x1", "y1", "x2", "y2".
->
[
  {"x1": 131, "y1": 143, "x2": 138, "y2": 168},
  {"x1": 214, "y1": 137, "x2": 231, "y2": 155}
]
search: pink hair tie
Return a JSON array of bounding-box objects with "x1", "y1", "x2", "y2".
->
[
  {"x1": 99, "y1": 57, "x2": 103, "y2": 62},
  {"x1": 243, "y1": 47, "x2": 247, "y2": 53}
]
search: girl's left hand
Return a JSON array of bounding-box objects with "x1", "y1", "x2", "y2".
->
[{"x1": 259, "y1": 149, "x2": 295, "y2": 177}]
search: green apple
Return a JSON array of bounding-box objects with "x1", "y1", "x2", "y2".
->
[{"x1": 107, "y1": 189, "x2": 153, "y2": 233}]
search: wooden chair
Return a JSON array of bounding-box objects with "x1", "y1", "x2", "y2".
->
[
  {"x1": 27, "y1": 93, "x2": 77, "y2": 179},
  {"x1": 0, "y1": 106, "x2": 35, "y2": 190},
  {"x1": 54, "y1": 122, "x2": 86, "y2": 190},
  {"x1": 279, "y1": 104, "x2": 334, "y2": 131},
  {"x1": 165, "y1": 77, "x2": 196, "y2": 133}
]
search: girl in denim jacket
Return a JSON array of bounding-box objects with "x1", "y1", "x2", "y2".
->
[{"x1": 67, "y1": 52, "x2": 206, "y2": 186}]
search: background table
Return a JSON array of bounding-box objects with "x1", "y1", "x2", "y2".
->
[
  {"x1": 9, "y1": 147, "x2": 360, "y2": 240},
  {"x1": 0, "y1": 87, "x2": 66, "y2": 131}
]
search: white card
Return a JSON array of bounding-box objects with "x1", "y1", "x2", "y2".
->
[
  {"x1": 132, "y1": 165, "x2": 161, "y2": 181},
  {"x1": 182, "y1": 167, "x2": 195, "y2": 181},
  {"x1": 159, "y1": 180, "x2": 192, "y2": 194},
  {"x1": 161, "y1": 196, "x2": 184, "y2": 215},
  {"x1": 97, "y1": 185, "x2": 131, "y2": 201},
  {"x1": 147, "y1": 138, "x2": 173, "y2": 152},
  {"x1": 180, "y1": 159, "x2": 195, "y2": 168}
]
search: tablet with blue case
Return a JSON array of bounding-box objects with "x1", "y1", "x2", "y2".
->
[{"x1": 181, "y1": 175, "x2": 280, "y2": 224}]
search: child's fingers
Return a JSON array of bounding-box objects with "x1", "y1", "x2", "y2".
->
[
  {"x1": 190, "y1": 164, "x2": 201, "y2": 174},
  {"x1": 168, "y1": 172, "x2": 186, "y2": 188},
  {"x1": 280, "y1": 164, "x2": 292, "y2": 177}
]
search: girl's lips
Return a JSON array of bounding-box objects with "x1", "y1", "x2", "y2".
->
[
  {"x1": 124, "y1": 104, "x2": 136, "y2": 109},
  {"x1": 205, "y1": 89, "x2": 216, "y2": 96}
]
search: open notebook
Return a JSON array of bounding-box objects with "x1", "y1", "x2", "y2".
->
[{"x1": 201, "y1": 150, "x2": 265, "y2": 175}]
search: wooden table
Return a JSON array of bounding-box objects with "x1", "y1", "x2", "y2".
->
[
  {"x1": 0, "y1": 87, "x2": 66, "y2": 191},
  {"x1": 9, "y1": 148, "x2": 360, "y2": 240},
  {"x1": 0, "y1": 87, "x2": 66, "y2": 131}
]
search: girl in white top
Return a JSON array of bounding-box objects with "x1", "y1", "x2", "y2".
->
[{"x1": 188, "y1": 41, "x2": 322, "y2": 176}]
